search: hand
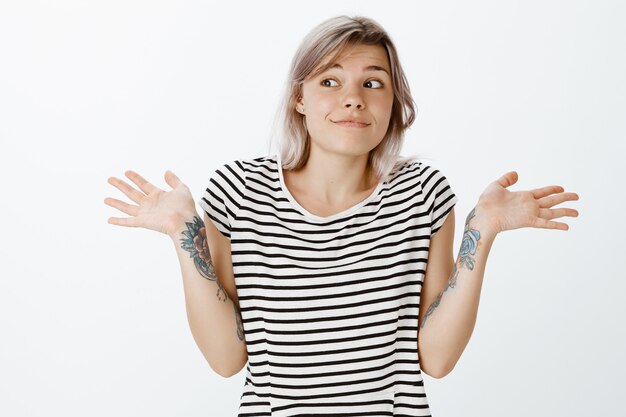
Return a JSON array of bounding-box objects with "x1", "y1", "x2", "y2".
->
[
  {"x1": 104, "y1": 170, "x2": 197, "y2": 237},
  {"x1": 476, "y1": 171, "x2": 580, "y2": 235}
]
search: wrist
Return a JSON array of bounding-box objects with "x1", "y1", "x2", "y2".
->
[
  {"x1": 468, "y1": 203, "x2": 500, "y2": 239},
  {"x1": 168, "y1": 210, "x2": 202, "y2": 240}
]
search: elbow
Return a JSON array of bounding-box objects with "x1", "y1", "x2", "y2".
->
[
  {"x1": 420, "y1": 355, "x2": 456, "y2": 379},
  {"x1": 211, "y1": 363, "x2": 239, "y2": 379},
  {"x1": 423, "y1": 362, "x2": 454, "y2": 379},
  {"x1": 210, "y1": 358, "x2": 246, "y2": 379},
  {"x1": 419, "y1": 340, "x2": 459, "y2": 379},
  {"x1": 218, "y1": 368, "x2": 240, "y2": 379}
]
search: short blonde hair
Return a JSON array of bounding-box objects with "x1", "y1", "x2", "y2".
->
[{"x1": 270, "y1": 15, "x2": 419, "y2": 182}]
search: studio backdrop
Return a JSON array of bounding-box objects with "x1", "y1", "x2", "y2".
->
[{"x1": 0, "y1": 1, "x2": 623, "y2": 416}]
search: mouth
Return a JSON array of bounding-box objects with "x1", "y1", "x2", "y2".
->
[{"x1": 332, "y1": 120, "x2": 371, "y2": 128}]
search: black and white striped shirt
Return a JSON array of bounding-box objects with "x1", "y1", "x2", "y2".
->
[{"x1": 198, "y1": 153, "x2": 458, "y2": 417}]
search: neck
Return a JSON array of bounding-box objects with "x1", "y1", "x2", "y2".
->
[{"x1": 285, "y1": 145, "x2": 378, "y2": 206}]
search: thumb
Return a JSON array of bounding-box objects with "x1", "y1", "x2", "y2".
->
[
  {"x1": 496, "y1": 171, "x2": 518, "y2": 188},
  {"x1": 164, "y1": 170, "x2": 182, "y2": 189}
]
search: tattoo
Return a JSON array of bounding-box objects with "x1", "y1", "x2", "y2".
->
[
  {"x1": 180, "y1": 216, "x2": 218, "y2": 281},
  {"x1": 179, "y1": 215, "x2": 245, "y2": 342},
  {"x1": 420, "y1": 207, "x2": 481, "y2": 329},
  {"x1": 459, "y1": 208, "x2": 481, "y2": 270}
]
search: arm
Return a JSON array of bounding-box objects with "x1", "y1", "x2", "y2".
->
[
  {"x1": 417, "y1": 204, "x2": 497, "y2": 378},
  {"x1": 107, "y1": 167, "x2": 575, "y2": 381},
  {"x1": 170, "y1": 210, "x2": 247, "y2": 378},
  {"x1": 105, "y1": 169, "x2": 248, "y2": 377},
  {"x1": 417, "y1": 170, "x2": 579, "y2": 378}
]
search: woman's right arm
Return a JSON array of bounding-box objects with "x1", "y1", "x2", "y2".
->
[
  {"x1": 169, "y1": 210, "x2": 247, "y2": 378},
  {"x1": 170, "y1": 209, "x2": 247, "y2": 378},
  {"x1": 105, "y1": 169, "x2": 247, "y2": 378}
]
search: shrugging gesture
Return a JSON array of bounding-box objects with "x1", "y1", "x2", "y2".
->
[
  {"x1": 417, "y1": 169, "x2": 580, "y2": 377},
  {"x1": 105, "y1": 170, "x2": 247, "y2": 376},
  {"x1": 104, "y1": 170, "x2": 197, "y2": 237},
  {"x1": 475, "y1": 171, "x2": 579, "y2": 235}
]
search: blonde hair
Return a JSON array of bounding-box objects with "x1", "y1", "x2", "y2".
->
[{"x1": 268, "y1": 15, "x2": 420, "y2": 182}]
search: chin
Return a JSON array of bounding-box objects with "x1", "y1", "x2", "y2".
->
[
  {"x1": 331, "y1": 144, "x2": 380, "y2": 158},
  {"x1": 310, "y1": 131, "x2": 383, "y2": 154}
]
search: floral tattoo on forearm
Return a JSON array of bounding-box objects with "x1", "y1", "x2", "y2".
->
[
  {"x1": 420, "y1": 207, "x2": 481, "y2": 329},
  {"x1": 180, "y1": 216, "x2": 217, "y2": 279},
  {"x1": 179, "y1": 215, "x2": 245, "y2": 341}
]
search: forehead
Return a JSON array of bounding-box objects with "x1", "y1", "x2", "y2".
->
[{"x1": 314, "y1": 43, "x2": 390, "y2": 74}]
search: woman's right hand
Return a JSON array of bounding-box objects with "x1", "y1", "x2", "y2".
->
[{"x1": 105, "y1": 170, "x2": 197, "y2": 237}]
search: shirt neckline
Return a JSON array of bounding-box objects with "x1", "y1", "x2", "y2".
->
[{"x1": 276, "y1": 153, "x2": 385, "y2": 222}]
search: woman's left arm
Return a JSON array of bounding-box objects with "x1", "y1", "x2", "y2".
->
[{"x1": 417, "y1": 171, "x2": 580, "y2": 378}]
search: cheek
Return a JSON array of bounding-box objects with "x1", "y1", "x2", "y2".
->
[
  {"x1": 308, "y1": 97, "x2": 333, "y2": 119},
  {"x1": 373, "y1": 97, "x2": 394, "y2": 120},
  {"x1": 383, "y1": 92, "x2": 395, "y2": 110}
]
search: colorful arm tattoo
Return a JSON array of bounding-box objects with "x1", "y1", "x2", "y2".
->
[
  {"x1": 179, "y1": 216, "x2": 245, "y2": 341},
  {"x1": 421, "y1": 207, "x2": 481, "y2": 329}
]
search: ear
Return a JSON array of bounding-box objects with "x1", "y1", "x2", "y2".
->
[{"x1": 295, "y1": 96, "x2": 305, "y2": 114}]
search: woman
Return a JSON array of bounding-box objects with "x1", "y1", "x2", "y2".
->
[{"x1": 105, "y1": 15, "x2": 579, "y2": 416}]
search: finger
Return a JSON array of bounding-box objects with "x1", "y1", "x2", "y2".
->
[
  {"x1": 107, "y1": 176, "x2": 145, "y2": 204},
  {"x1": 538, "y1": 192, "x2": 580, "y2": 209},
  {"x1": 530, "y1": 185, "x2": 564, "y2": 200},
  {"x1": 164, "y1": 170, "x2": 182, "y2": 189},
  {"x1": 104, "y1": 197, "x2": 139, "y2": 216},
  {"x1": 496, "y1": 171, "x2": 518, "y2": 189},
  {"x1": 540, "y1": 207, "x2": 579, "y2": 220},
  {"x1": 107, "y1": 216, "x2": 140, "y2": 227},
  {"x1": 125, "y1": 170, "x2": 159, "y2": 195},
  {"x1": 533, "y1": 216, "x2": 569, "y2": 231}
]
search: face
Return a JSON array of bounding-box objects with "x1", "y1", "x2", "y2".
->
[{"x1": 296, "y1": 43, "x2": 394, "y2": 159}]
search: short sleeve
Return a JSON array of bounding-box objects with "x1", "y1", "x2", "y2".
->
[
  {"x1": 197, "y1": 160, "x2": 246, "y2": 239},
  {"x1": 419, "y1": 163, "x2": 459, "y2": 236}
]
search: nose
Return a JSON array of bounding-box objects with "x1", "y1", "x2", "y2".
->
[
  {"x1": 345, "y1": 102, "x2": 363, "y2": 110},
  {"x1": 342, "y1": 83, "x2": 365, "y2": 110}
]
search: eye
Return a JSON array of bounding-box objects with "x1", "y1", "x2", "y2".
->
[
  {"x1": 365, "y1": 80, "x2": 384, "y2": 89},
  {"x1": 320, "y1": 78, "x2": 384, "y2": 89}
]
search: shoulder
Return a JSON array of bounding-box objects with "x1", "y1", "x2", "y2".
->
[
  {"x1": 383, "y1": 156, "x2": 422, "y2": 187},
  {"x1": 383, "y1": 156, "x2": 455, "y2": 189},
  {"x1": 212, "y1": 158, "x2": 247, "y2": 183},
  {"x1": 211, "y1": 154, "x2": 276, "y2": 184},
  {"x1": 413, "y1": 160, "x2": 455, "y2": 196},
  {"x1": 236, "y1": 154, "x2": 278, "y2": 177}
]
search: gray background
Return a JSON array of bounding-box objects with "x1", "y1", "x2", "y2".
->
[{"x1": 1, "y1": 0, "x2": 623, "y2": 416}]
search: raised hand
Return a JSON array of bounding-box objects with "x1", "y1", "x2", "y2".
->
[
  {"x1": 104, "y1": 170, "x2": 197, "y2": 237},
  {"x1": 476, "y1": 171, "x2": 580, "y2": 235}
]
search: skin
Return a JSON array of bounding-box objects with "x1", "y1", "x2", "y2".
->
[
  {"x1": 421, "y1": 208, "x2": 479, "y2": 328},
  {"x1": 179, "y1": 214, "x2": 244, "y2": 341},
  {"x1": 286, "y1": 43, "x2": 394, "y2": 214}
]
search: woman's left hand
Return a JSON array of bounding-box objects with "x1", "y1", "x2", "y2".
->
[{"x1": 476, "y1": 171, "x2": 580, "y2": 235}]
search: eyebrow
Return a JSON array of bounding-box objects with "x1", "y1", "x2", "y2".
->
[{"x1": 327, "y1": 63, "x2": 390, "y2": 76}]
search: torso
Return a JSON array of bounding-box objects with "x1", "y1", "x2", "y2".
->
[{"x1": 211, "y1": 154, "x2": 452, "y2": 415}]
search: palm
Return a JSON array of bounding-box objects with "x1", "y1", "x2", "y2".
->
[
  {"x1": 134, "y1": 187, "x2": 189, "y2": 230},
  {"x1": 478, "y1": 171, "x2": 579, "y2": 233},
  {"x1": 105, "y1": 170, "x2": 196, "y2": 236}
]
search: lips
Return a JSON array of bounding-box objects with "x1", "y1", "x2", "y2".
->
[{"x1": 332, "y1": 119, "x2": 370, "y2": 127}]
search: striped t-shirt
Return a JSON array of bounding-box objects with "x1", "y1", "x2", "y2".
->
[{"x1": 197, "y1": 153, "x2": 458, "y2": 417}]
